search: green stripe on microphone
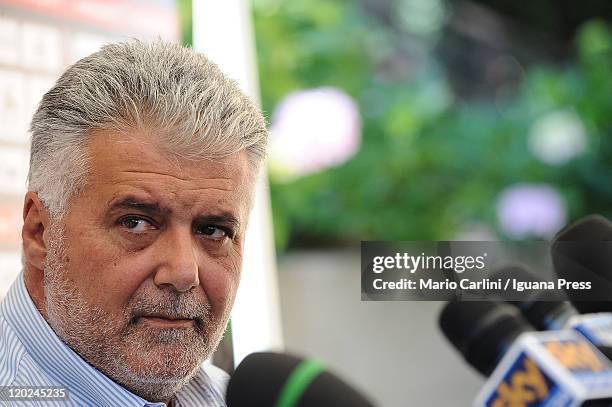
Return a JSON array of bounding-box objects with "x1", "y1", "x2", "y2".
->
[{"x1": 274, "y1": 360, "x2": 326, "y2": 407}]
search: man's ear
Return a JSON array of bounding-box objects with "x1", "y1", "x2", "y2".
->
[{"x1": 22, "y1": 191, "x2": 51, "y2": 270}]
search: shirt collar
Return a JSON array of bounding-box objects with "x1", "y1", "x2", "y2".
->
[{"x1": 0, "y1": 272, "x2": 167, "y2": 407}]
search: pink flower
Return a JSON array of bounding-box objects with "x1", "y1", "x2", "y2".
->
[
  {"x1": 496, "y1": 183, "x2": 567, "y2": 239},
  {"x1": 269, "y1": 87, "x2": 361, "y2": 180}
]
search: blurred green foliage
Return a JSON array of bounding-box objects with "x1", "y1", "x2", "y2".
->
[
  {"x1": 253, "y1": 2, "x2": 611, "y2": 251},
  {"x1": 178, "y1": 0, "x2": 192, "y2": 46}
]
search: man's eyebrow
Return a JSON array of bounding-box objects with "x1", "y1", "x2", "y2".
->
[
  {"x1": 196, "y1": 213, "x2": 241, "y2": 229},
  {"x1": 110, "y1": 197, "x2": 241, "y2": 227},
  {"x1": 110, "y1": 197, "x2": 167, "y2": 215}
]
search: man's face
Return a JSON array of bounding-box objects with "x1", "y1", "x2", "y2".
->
[{"x1": 42, "y1": 129, "x2": 252, "y2": 401}]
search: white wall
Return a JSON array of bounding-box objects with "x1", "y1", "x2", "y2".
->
[{"x1": 277, "y1": 249, "x2": 484, "y2": 407}]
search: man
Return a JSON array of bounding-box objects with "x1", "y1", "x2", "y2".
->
[{"x1": 0, "y1": 40, "x2": 268, "y2": 406}]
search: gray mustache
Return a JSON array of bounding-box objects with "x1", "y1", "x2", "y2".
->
[{"x1": 128, "y1": 290, "x2": 212, "y2": 325}]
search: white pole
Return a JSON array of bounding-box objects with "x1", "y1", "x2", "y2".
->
[{"x1": 192, "y1": 0, "x2": 284, "y2": 365}]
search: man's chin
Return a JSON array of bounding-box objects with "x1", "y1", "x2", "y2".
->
[
  {"x1": 120, "y1": 336, "x2": 206, "y2": 373},
  {"x1": 118, "y1": 325, "x2": 213, "y2": 372},
  {"x1": 112, "y1": 346, "x2": 203, "y2": 401}
]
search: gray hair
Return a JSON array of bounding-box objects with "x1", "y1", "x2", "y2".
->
[{"x1": 28, "y1": 40, "x2": 268, "y2": 218}]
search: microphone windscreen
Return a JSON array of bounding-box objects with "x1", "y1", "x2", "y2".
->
[
  {"x1": 439, "y1": 301, "x2": 532, "y2": 376},
  {"x1": 490, "y1": 265, "x2": 576, "y2": 329},
  {"x1": 226, "y1": 352, "x2": 374, "y2": 407},
  {"x1": 552, "y1": 214, "x2": 612, "y2": 313}
]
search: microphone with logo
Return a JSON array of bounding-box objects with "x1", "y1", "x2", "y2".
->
[
  {"x1": 492, "y1": 264, "x2": 612, "y2": 363},
  {"x1": 225, "y1": 352, "x2": 375, "y2": 407},
  {"x1": 439, "y1": 300, "x2": 612, "y2": 406},
  {"x1": 549, "y1": 215, "x2": 612, "y2": 361},
  {"x1": 552, "y1": 214, "x2": 612, "y2": 313}
]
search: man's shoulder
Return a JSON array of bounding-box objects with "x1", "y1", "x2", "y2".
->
[
  {"x1": 0, "y1": 311, "x2": 27, "y2": 385},
  {"x1": 177, "y1": 363, "x2": 230, "y2": 406},
  {"x1": 0, "y1": 311, "x2": 56, "y2": 389},
  {"x1": 201, "y1": 363, "x2": 230, "y2": 392}
]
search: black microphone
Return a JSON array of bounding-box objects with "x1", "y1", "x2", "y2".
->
[
  {"x1": 552, "y1": 214, "x2": 612, "y2": 313},
  {"x1": 490, "y1": 265, "x2": 577, "y2": 330},
  {"x1": 225, "y1": 352, "x2": 375, "y2": 407},
  {"x1": 439, "y1": 300, "x2": 534, "y2": 376}
]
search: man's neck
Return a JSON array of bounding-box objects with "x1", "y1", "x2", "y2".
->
[{"x1": 23, "y1": 266, "x2": 47, "y2": 318}]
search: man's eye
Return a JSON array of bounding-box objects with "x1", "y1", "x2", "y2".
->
[
  {"x1": 119, "y1": 217, "x2": 156, "y2": 234},
  {"x1": 196, "y1": 226, "x2": 229, "y2": 241}
]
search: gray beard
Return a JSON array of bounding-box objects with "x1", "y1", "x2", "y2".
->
[{"x1": 42, "y1": 223, "x2": 228, "y2": 402}]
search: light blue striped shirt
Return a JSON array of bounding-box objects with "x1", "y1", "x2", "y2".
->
[{"x1": 0, "y1": 273, "x2": 228, "y2": 406}]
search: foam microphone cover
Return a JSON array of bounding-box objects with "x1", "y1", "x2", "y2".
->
[
  {"x1": 552, "y1": 214, "x2": 612, "y2": 313},
  {"x1": 226, "y1": 352, "x2": 374, "y2": 407},
  {"x1": 439, "y1": 301, "x2": 532, "y2": 376},
  {"x1": 490, "y1": 265, "x2": 576, "y2": 330}
]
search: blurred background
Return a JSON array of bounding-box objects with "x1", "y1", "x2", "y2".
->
[
  {"x1": 253, "y1": 0, "x2": 612, "y2": 248},
  {"x1": 248, "y1": 1, "x2": 612, "y2": 405},
  {"x1": 1, "y1": 0, "x2": 611, "y2": 405}
]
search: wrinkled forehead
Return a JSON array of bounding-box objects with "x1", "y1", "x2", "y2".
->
[
  {"x1": 67, "y1": 129, "x2": 256, "y2": 218},
  {"x1": 86, "y1": 128, "x2": 252, "y2": 180}
]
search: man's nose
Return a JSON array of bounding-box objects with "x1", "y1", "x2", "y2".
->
[{"x1": 153, "y1": 227, "x2": 200, "y2": 292}]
